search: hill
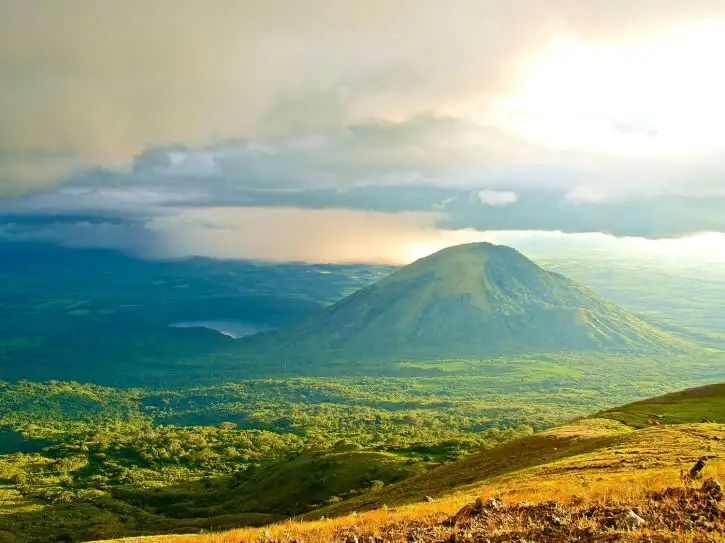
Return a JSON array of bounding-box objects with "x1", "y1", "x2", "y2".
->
[
  {"x1": 101, "y1": 382, "x2": 725, "y2": 542},
  {"x1": 310, "y1": 382, "x2": 725, "y2": 517},
  {"x1": 240, "y1": 242, "x2": 689, "y2": 359},
  {"x1": 0, "y1": 242, "x2": 393, "y2": 385},
  {"x1": 110, "y1": 446, "x2": 426, "y2": 520},
  {"x1": 595, "y1": 382, "x2": 725, "y2": 428}
]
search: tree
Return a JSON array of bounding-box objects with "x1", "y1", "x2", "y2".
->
[{"x1": 219, "y1": 421, "x2": 238, "y2": 431}]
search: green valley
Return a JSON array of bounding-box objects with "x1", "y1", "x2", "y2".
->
[{"x1": 1, "y1": 243, "x2": 725, "y2": 542}]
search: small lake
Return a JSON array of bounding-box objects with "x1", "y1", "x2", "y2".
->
[{"x1": 169, "y1": 320, "x2": 274, "y2": 339}]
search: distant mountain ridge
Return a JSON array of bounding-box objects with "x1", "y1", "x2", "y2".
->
[{"x1": 241, "y1": 242, "x2": 690, "y2": 358}]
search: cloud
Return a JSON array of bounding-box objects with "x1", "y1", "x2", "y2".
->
[
  {"x1": 0, "y1": 113, "x2": 724, "y2": 251},
  {"x1": 0, "y1": 218, "x2": 159, "y2": 255},
  {"x1": 565, "y1": 186, "x2": 609, "y2": 204},
  {"x1": 440, "y1": 190, "x2": 725, "y2": 238},
  {"x1": 0, "y1": 150, "x2": 88, "y2": 195},
  {"x1": 6, "y1": 114, "x2": 718, "y2": 205},
  {"x1": 433, "y1": 197, "x2": 457, "y2": 210},
  {"x1": 0, "y1": 206, "x2": 460, "y2": 263},
  {"x1": 2, "y1": 0, "x2": 725, "y2": 192},
  {"x1": 4, "y1": 208, "x2": 723, "y2": 265},
  {"x1": 2, "y1": 2, "x2": 725, "y2": 259},
  {"x1": 610, "y1": 118, "x2": 660, "y2": 138},
  {"x1": 3, "y1": 171, "x2": 725, "y2": 252},
  {"x1": 476, "y1": 189, "x2": 518, "y2": 206}
]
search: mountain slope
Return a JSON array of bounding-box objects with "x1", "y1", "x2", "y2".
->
[{"x1": 242, "y1": 242, "x2": 688, "y2": 358}]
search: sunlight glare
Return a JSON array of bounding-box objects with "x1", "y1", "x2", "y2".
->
[
  {"x1": 502, "y1": 27, "x2": 725, "y2": 155},
  {"x1": 404, "y1": 241, "x2": 451, "y2": 262},
  {"x1": 635, "y1": 232, "x2": 725, "y2": 260}
]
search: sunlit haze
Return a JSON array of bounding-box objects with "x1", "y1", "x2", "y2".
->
[
  {"x1": 403, "y1": 231, "x2": 725, "y2": 266},
  {"x1": 502, "y1": 27, "x2": 725, "y2": 155}
]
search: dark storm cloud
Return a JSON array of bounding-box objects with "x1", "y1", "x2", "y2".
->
[{"x1": 0, "y1": 112, "x2": 723, "y2": 249}]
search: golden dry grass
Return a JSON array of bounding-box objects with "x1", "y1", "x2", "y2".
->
[
  {"x1": 97, "y1": 469, "x2": 725, "y2": 543},
  {"x1": 97, "y1": 422, "x2": 725, "y2": 543}
]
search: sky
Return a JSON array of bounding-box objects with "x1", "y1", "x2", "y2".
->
[{"x1": 1, "y1": 0, "x2": 725, "y2": 263}]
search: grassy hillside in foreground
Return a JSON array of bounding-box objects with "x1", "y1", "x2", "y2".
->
[
  {"x1": 98, "y1": 383, "x2": 725, "y2": 542},
  {"x1": 595, "y1": 382, "x2": 725, "y2": 428},
  {"x1": 95, "y1": 422, "x2": 725, "y2": 543},
  {"x1": 313, "y1": 382, "x2": 725, "y2": 517}
]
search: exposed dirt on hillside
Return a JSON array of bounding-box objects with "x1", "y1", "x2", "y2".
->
[{"x1": 319, "y1": 477, "x2": 725, "y2": 543}]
